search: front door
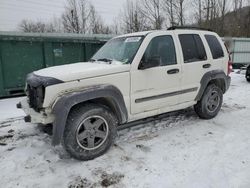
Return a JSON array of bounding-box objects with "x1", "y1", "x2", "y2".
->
[{"x1": 130, "y1": 35, "x2": 181, "y2": 114}]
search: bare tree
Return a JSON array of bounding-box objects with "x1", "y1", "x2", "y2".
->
[
  {"x1": 89, "y1": 5, "x2": 106, "y2": 34},
  {"x1": 218, "y1": 0, "x2": 228, "y2": 35},
  {"x1": 79, "y1": 0, "x2": 90, "y2": 33},
  {"x1": 198, "y1": 0, "x2": 202, "y2": 26},
  {"x1": 234, "y1": 0, "x2": 243, "y2": 12},
  {"x1": 162, "y1": 0, "x2": 177, "y2": 27},
  {"x1": 164, "y1": 0, "x2": 186, "y2": 27},
  {"x1": 202, "y1": 0, "x2": 218, "y2": 28},
  {"x1": 177, "y1": 0, "x2": 185, "y2": 26},
  {"x1": 191, "y1": 0, "x2": 204, "y2": 27},
  {"x1": 62, "y1": 0, "x2": 111, "y2": 34},
  {"x1": 18, "y1": 0, "x2": 250, "y2": 37},
  {"x1": 62, "y1": 0, "x2": 90, "y2": 33},
  {"x1": 19, "y1": 19, "x2": 58, "y2": 33},
  {"x1": 204, "y1": 0, "x2": 211, "y2": 24},
  {"x1": 62, "y1": 0, "x2": 80, "y2": 33},
  {"x1": 120, "y1": 0, "x2": 149, "y2": 33},
  {"x1": 140, "y1": 0, "x2": 164, "y2": 29},
  {"x1": 111, "y1": 18, "x2": 121, "y2": 34},
  {"x1": 245, "y1": 6, "x2": 250, "y2": 37}
]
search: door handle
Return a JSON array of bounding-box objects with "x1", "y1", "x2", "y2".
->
[
  {"x1": 167, "y1": 69, "x2": 179, "y2": 74},
  {"x1": 203, "y1": 64, "x2": 211, "y2": 68}
]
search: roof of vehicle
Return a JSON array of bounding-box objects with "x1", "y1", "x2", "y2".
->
[
  {"x1": 116, "y1": 27, "x2": 216, "y2": 39},
  {"x1": 115, "y1": 31, "x2": 154, "y2": 38}
]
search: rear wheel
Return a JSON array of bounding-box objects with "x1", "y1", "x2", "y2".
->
[
  {"x1": 194, "y1": 84, "x2": 223, "y2": 119},
  {"x1": 63, "y1": 104, "x2": 117, "y2": 161}
]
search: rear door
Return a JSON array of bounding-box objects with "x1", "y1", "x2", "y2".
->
[{"x1": 175, "y1": 32, "x2": 210, "y2": 103}]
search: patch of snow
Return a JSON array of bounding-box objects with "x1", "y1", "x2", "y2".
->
[
  {"x1": 0, "y1": 97, "x2": 25, "y2": 121},
  {"x1": 0, "y1": 72, "x2": 249, "y2": 188}
]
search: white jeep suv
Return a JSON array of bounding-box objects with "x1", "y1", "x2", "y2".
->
[{"x1": 17, "y1": 27, "x2": 231, "y2": 160}]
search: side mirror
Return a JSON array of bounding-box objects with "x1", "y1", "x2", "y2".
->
[{"x1": 139, "y1": 56, "x2": 160, "y2": 70}]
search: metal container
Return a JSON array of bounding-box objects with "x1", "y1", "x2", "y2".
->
[
  {"x1": 223, "y1": 37, "x2": 250, "y2": 65},
  {"x1": 0, "y1": 32, "x2": 112, "y2": 97}
]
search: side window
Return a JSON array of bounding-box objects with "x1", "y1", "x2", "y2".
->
[
  {"x1": 141, "y1": 35, "x2": 176, "y2": 67},
  {"x1": 205, "y1": 35, "x2": 224, "y2": 59},
  {"x1": 179, "y1": 34, "x2": 207, "y2": 63}
]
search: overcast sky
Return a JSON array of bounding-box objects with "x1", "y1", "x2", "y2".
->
[{"x1": 0, "y1": 0, "x2": 127, "y2": 31}]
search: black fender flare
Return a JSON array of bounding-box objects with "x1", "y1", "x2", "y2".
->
[
  {"x1": 195, "y1": 70, "x2": 231, "y2": 101},
  {"x1": 51, "y1": 84, "x2": 128, "y2": 145}
]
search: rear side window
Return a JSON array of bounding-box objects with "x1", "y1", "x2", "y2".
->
[
  {"x1": 205, "y1": 35, "x2": 224, "y2": 59},
  {"x1": 179, "y1": 34, "x2": 207, "y2": 63}
]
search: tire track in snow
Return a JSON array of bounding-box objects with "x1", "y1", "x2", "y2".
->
[
  {"x1": 117, "y1": 108, "x2": 198, "y2": 143},
  {"x1": 0, "y1": 116, "x2": 24, "y2": 128}
]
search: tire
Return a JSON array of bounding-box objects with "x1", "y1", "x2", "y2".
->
[
  {"x1": 194, "y1": 84, "x2": 223, "y2": 119},
  {"x1": 63, "y1": 103, "x2": 117, "y2": 161},
  {"x1": 246, "y1": 65, "x2": 250, "y2": 82}
]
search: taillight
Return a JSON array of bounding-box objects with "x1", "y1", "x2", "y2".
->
[
  {"x1": 228, "y1": 60, "x2": 233, "y2": 75},
  {"x1": 224, "y1": 43, "x2": 233, "y2": 75}
]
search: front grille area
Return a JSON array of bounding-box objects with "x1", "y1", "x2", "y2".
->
[
  {"x1": 27, "y1": 85, "x2": 45, "y2": 112},
  {"x1": 25, "y1": 72, "x2": 63, "y2": 112}
]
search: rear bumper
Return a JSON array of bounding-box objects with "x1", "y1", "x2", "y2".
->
[{"x1": 17, "y1": 98, "x2": 54, "y2": 124}]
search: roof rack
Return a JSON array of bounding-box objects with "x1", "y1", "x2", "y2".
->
[{"x1": 167, "y1": 26, "x2": 213, "y2": 32}]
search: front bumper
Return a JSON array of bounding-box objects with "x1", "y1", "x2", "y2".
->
[{"x1": 17, "y1": 98, "x2": 54, "y2": 124}]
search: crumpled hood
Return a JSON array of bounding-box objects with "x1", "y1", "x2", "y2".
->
[{"x1": 34, "y1": 62, "x2": 130, "y2": 82}]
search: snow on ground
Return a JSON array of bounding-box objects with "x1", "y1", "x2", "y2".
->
[
  {"x1": 0, "y1": 72, "x2": 250, "y2": 188},
  {"x1": 0, "y1": 97, "x2": 25, "y2": 121}
]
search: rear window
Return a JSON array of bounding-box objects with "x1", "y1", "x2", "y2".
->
[
  {"x1": 205, "y1": 35, "x2": 224, "y2": 59},
  {"x1": 179, "y1": 34, "x2": 207, "y2": 63}
]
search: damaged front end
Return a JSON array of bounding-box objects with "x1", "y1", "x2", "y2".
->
[{"x1": 17, "y1": 73, "x2": 63, "y2": 124}]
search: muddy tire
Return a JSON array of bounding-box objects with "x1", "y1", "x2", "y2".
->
[
  {"x1": 194, "y1": 84, "x2": 223, "y2": 119},
  {"x1": 63, "y1": 104, "x2": 117, "y2": 161}
]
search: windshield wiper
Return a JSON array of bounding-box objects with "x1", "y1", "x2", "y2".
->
[
  {"x1": 97, "y1": 58, "x2": 113, "y2": 63},
  {"x1": 89, "y1": 58, "x2": 96, "y2": 62}
]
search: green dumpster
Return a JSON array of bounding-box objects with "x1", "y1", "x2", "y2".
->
[{"x1": 0, "y1": 32, "x2": 112, "y2": 98}]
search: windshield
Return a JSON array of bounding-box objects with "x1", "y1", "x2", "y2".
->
[{"x1": 92, "y1": 36, "x2": 144, "y2": 64}]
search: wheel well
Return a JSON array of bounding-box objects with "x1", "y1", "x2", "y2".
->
[
  {"x1": 208, "y1": 79, "x2": 226, "y2": 93},
  {"x1": 70, "y1": 97, "x2": 122, "y2": 124}
]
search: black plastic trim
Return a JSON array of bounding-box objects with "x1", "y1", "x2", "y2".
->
[
  {"x1": 16, "y1": 102, "x2": 22, "y2": 109},
  {"x1": 167, "y1": 26, "x2": 213, "y2": 32},
  {"x1": 24, "y1": 115, "x2": 31, "y2": 122},
  {"x1": 195, "y1": 70, "x2": 231, "y2": 101},
  {"x1": 51, "y1": 85, "x2": 128, "y2": 146},
  {"x1": 135, "y1": 87, "x2": 198, "y2": 103},
  {"x1": 26, "y1": 73, "x2": 64, "y2": 88},
  {"x1": 26, "y1": 73, "x2": 64, "y2": 112}
]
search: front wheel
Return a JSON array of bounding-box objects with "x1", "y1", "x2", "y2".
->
[
  {"x1": 63, "y1": 104, "x2": 117, "y2": 161},
  {"x1": 194, "y1": 84, "x2": 223, "y2": 119}
]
